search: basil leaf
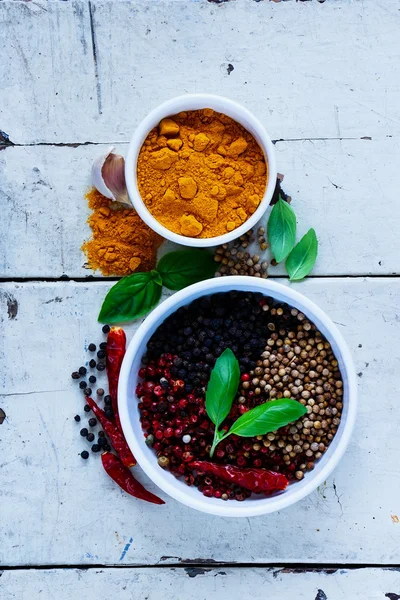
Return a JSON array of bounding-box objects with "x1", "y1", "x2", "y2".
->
[
  {"x1": 227, "y1": 398, "x2": 307, "y2": 438},
  {"x1": 157, "y1": 249, "x2": 218, "y2": 291},
  {"x1": 98, "y1": 270, "x2": 162, "y2": 324},
  {"x1": 205, "y1": 348, "x2": 240, "y2": 428},
  {"x1": 267, "y1": 197, "x2": 297, "y2": 263},
  {"x1": 286, "y1": 228, "x2": 318, "y2": 281}
]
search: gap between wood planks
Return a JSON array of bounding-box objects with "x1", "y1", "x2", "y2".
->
[
  {"x1": 0, "y1": 562, "x2": 400, "y2": 572},
  {"x1": 0, "y1": 134, "x2": 374, "y2": 150},
  {"x1": 0, "y1": 275, "x2": 399, "y2": 284}
]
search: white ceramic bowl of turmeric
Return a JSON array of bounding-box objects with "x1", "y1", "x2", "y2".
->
[{"x1": 125, "y1": 94, "x2": 277, "y2": 247}]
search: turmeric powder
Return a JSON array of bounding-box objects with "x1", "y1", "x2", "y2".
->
[
  {"x1": 82, "y1": 188, "x2": 163, "y2": 276},
  {"x1": 137, "y1": 109, "x2": 267, "y2": 238}
]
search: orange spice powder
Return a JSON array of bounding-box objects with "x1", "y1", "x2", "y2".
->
[
  {"x1": 137, "y1": 109, "x2": 267, "y2": 238},
  {"x1": 82, "y1": 188, "x2": 163, "y2": 276}
]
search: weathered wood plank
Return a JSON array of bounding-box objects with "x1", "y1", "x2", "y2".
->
[
  {"x1": 1, "y1": 566, "x2": 400, "y2": 600},
  {"x1": 0, "y1": 138, "x2": 398, "y2": 277},
  {"x1": 0, "y1": 1, "x2": 99, "y2": 144},
  {"x1": 1, "y1": 0, "x2": 399, "y2": 144},
  {"x1": 1, "y1": 278, "x2": 399, "y2": 566}
]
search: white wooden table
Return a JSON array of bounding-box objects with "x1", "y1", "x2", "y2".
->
[{"x1": 1, "y1": 1, "x2": 400, "y2": 598}]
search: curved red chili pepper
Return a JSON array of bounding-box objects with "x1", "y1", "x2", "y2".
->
[
  {"x1": 101, "y1": 452, "x2": 165, "y2": 505},
  {"x1": 85, "y1": 396, "x2": 136, "y2": 467},
  {"x1": 106, "y1": 326, "x2": 126, "y2": 432},
  {"x1": 190, "y1": 461, "x2": 288, "y2": 495}
]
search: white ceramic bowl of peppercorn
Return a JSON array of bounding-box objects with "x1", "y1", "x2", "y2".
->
[
  {"x1": 125, "y1": 93, "x2": 277, "y2": 247},
  {"x1": 118, "y1": 276, "x2": 357, "y2": 518}
]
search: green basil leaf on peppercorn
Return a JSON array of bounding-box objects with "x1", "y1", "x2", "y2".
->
[
  {"x1": 157, "y1": 249, "x2": 218, "y2": 291},
  {"x1": 267, "y1": 196, "x2": 297, "y2": 263},
  {"x1": 227, "y1": 398, "x2": 307, "y2": 438},
  {"x1": 206, "y1": 348, "x2": 240, "y2": 429},
  {"x1": 98, "y1": 270, "x2": 162, "y2": 324},
  {"x1": 286, "y1": 228, "x2": 318, "y2": 281}
]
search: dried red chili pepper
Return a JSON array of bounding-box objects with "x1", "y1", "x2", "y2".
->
[
  {"x1": 101, "y1": 452, "x2": 165, "y2": 505},
  {"x1": 85, "y1": 396, "x2": 136, "y2": 467},
  {"x1": 106, "y1": 326, "x2": 125, "y2": 431},
  {"x1": 190, "y1": 461, "x2": 288, "y2": 495}
]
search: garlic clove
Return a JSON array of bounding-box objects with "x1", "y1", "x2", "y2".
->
[{"x1": 91, "y1": 146, "x2": 132, "y2": 207}]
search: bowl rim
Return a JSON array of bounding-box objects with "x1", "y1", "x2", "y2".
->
[
  {"x1": 124, "y1": 93, "x2": 277, "y2": 247},
  {"x1": 118, "y1": 277, "x2": 357, "y2": 517}
]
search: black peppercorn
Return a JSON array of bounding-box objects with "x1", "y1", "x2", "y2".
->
[
  {"x1": 89, "y1": 359, "x2": 97, "y2": 369},
  {"x1": 81, "y1": 451, "x2": 89, "y2": 459},
  {"x1": 104, "y1": 444, "x2": 111, "y2": 451},
  {"x1": 105, "y1": 408, "x2": 113, "y2": 419},
  {"x1": 88, "y1": 375, "x2": 96, "y2": 384},
  {"x1": 74, "y1": 415, "x2": 81, "y2": 422},
  {"x1": 98, "y1": 437, "x2": 106, "y2": 447},
  {"x1": 100, "y1": 342, "x2": 107, "y2": 350},
  {"x1": 91, "y1": 444, "x2": 100, "y2": 453},
  {"x1": 87, "y1": 432, "x2": 95, "y2": 442},
  {"x1": 96, "y1": 363, "x2": 105, "y2": 371},
  {"x1": 80, "y1": 428, "x2": 88, "y2": 437},
  {"x1": 102, "y1": 325, "x2": 110, "y2": 334},
  {"x1": 84, "y1": 387, "x2": 92, "y2": 396},
  {"x1": 88, "y1": 417, "x2": 97, "y2": 427},
  {"x1": 79, "y1": 381, "x2": 87, "y2": 389},
  {"x1": 97, "y1": 350, "x2": 106, "y2": 359},
  {"x1": 104, "y1": 395, "x2": 112, "y2": 406},
  {"x1": 96, "y1": 388, "x2": 104, "y2": 397},
  {"x1": 88, "y1": 343, "x2": 96, "y2": 352},
  {"x1": 84, "y1": 404, "x2": 91, "y2": 413},
  {"x1": 98, "y1": 430, "x2": 105, "y2": 437},
  {"x1": 71, "y1": 371, "x2": 80, "y2": 380},
  {"x1": 78, "y1": 366, "x2": 87, "y2": 376}
]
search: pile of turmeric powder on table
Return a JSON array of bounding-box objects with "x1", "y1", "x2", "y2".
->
[
  {"x1": 82, "y1": 188, "x2": 163, "y2": 276},
  {"x1": 137, "y1": 109, "x2": 268, "y2": 238}
]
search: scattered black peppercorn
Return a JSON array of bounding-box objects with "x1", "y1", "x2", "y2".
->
[
  {"x1": 88, "y1": 375, "x2": 96, "y2": 384},
  {"x1": 89, "y1": 359, "x2": 97, "y2": 368},
  {"x1": 84, "y1": 387, "x2": 92, "y2": 396},
  {"x1": 98, "y1": 437, "x2": 106, "y2": 448},
  {"x1": 91, "y1": 444, "x2": 100, "y2": 453},
  {"x1": 78, "y1": 366, "x2": 87, "y2": 376},
  {"x1": 102, "y1": 325, "x2": 110, "y2": 334},
  {"x1": 100, "y1": 342, "x2": 107, "y2": 350},
  {"x1": 84, "y1": 404, "x2": 91, "y2": 413},
  {"x1": 105, "y1": 408, "x2": 113, "y2": 419},
  {"x1": 104, "y1": 395, "x2": 112, "y2": 406},
  {"x1": 79, "y1": 381, "x2": 87, "y2": 389},
  {"x1": 80, "y1": 428, "x2": 88, "y2": 437},
  {"x1": 88, "y1": 417, "x2": 97, "y2": 427},
  {"x1": 96, "y1": 388, "x2": 104, "y2": 397},
  {"x1": 97, "y1": 350, "x2": 106, "y2": 359},
  {"x1": 74, "y1": 415, "x2": 81, "y2": 422},
  {"x1": 87, "y1": 432, "x2": 95, "y2": 442},
  {"x1": 81, "y1": 451, "x2": 89, "y2": 459},
  {"x1": 88, "y1": 343, "x2": 96, "y2": 352},
  {"x1": 98, "y1": 430, "x2": 105, "y2": 437},
  {"x1": 104, "y1": 444, "x2": 111, "y2": 452},
  {"x1": 96, "y1": 363, "x2": 106, "y2": 371},
  {"x1": 71, "y1": 371, "x2": 80, "y2": 380}
]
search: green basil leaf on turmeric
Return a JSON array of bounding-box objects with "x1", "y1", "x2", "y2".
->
[
  {"x1": 157, "y1": 249, "x2": 218, "y2": 291},
  {"x1": 98, "y1": 270, "x2": 162, "y2": 324}
]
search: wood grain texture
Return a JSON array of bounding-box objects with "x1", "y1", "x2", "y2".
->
[
  {"x1": 1, "y1": 137, "x2": 399, "y2": 277},
  {"x1": 1, "y1": 567, "x2": 400, "y2": 600},
  {"x1": 0, "y1": 0, "x2": 399, "y2": 144},
  {"x1": 1, "y1": 279, "x2": 399, "y2": 566},
  {"x1": 1, "y1": 0, "x2": 400, "y2": 582}
]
